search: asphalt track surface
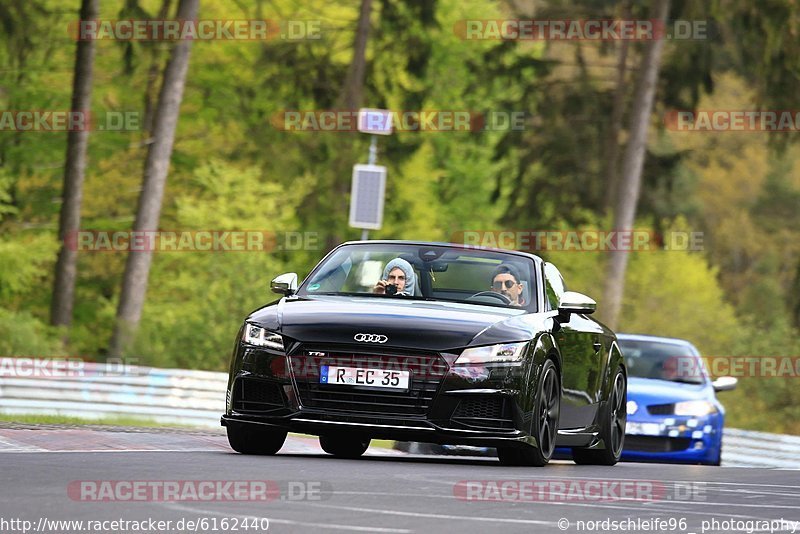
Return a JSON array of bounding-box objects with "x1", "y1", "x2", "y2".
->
[{"x1": 1, "y1": 424, "x2": 799, "y2": 534}]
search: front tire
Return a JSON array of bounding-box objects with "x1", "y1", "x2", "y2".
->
[
  {"x1": 227, "y1": 424, "x2": 287, "y2": 455},
  {"x1": 498, "y1": 358, "x2": 560, "y2": 466},
  {"x1": 319, "y1": 435, "x2": 370, "y2": 459},
  {"x1": 573, "y1": 366, "x2": 626, "y2": 466}
]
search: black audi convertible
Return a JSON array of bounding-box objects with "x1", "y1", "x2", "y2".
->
[{"x1": 221, "y1": 241, "x2": 626, "y2": 466}]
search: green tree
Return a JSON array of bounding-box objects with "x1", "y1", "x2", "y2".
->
[
  {"x1": 110, "y1": 0, "x2": 200, "y2": 356},
  {"x1": 51, "y1": 0, "x2": 99, "y2": 332}
]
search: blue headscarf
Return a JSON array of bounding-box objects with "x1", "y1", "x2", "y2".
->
[{"x1": 382, "y1": 258, "x2": 416, "y2": 296}]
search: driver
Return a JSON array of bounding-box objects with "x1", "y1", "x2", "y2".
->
[
  {"x1": 373, "y1": 258, "x2": 417, "y2": 296},
  {"x1": 490, "y1": 264, "x2": 525, "y2": 307}
]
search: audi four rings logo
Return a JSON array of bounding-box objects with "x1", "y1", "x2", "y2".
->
[{"x1": 354, "y1": 333, "x2": 388, "y2": 343}]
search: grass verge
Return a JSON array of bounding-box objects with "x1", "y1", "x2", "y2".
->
[{"x1": 0, "y1": 413, "x2": 199, "y2": 428}]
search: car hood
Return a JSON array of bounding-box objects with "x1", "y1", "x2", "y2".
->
[
  {"x1": 247, "y1": 295, "x2": 540, "y2": 352},
  {"x1": 627, "y1": 376, "x2": 712, "y2": 405}
]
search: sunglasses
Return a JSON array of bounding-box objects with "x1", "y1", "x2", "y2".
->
[{"x1": 492, "y1": 279, "x2": 518, "y2": 290}]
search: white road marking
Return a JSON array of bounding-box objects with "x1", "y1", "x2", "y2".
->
[
  {"x1": 328, "y1": 490, "x2": 777, "y2": 522},
  {"x1": 282, "y1": 501, "x2": 555, "y2": 526},
  {"x1": 0, "y1": 435, "x2": 46, "y2": 452},
  {"x1": 377, "y1": 475, "x2": 799, "y2": 522},
  {"x1": 395, "y1": 472, "x2": 800, "y2": 491},
  {"x1": 0, "y1": 448, "x2": 222, "y2": 453},
  {"x1": 162, "y1": 502, "x2": 412, "y2": 533}
]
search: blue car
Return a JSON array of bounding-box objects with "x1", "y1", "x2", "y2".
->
[{"x1": 617, "y1": 334, "x2": 737, "y2": 465}]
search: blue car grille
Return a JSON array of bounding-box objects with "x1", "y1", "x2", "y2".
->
[
  {"x1": 625, "y1": 436, "x2": 692, "y2": 453},
  {"x1": 647, "y1": 404, "x2": 675, "y2": 415}
]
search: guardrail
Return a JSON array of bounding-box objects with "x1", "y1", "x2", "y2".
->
[
  {"x1": 1, "y1": 358, "x2": 799, "y2": 466},
  {"x1": 722, "y1": 428, "x2": 800, "y2": 469},
  {"x1": 0, "y1": 358, "x2": 227, "y2": 428}
]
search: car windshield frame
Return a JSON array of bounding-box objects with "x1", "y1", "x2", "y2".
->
[
  {"x1": 296, "y1": 242, "x2": 541, "y2": 312},
  {"x1": 619, "y1": 338, "x2": 707, "y2": 385}
]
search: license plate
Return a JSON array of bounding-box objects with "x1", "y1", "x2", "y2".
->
[
  {"x1": 626, "y1": 422, "x2": 662, "y2": 436},
  {"x1": 320, "y1": 365, "x2": 410, "y2": 390}
]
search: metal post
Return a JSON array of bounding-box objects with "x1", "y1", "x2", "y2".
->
[
  {"x1": 368, "y1": 135, "x2": 377, "y2": 165},
  {"x1": 360, "y1": 134, "x2": 378, "y2": 241}
]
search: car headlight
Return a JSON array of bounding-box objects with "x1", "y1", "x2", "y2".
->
[
  {"x1": 673, "y1": 400, "x2": 717, "y2": 416},
  {"x1": 242, "y1": 323, "x2": 284, "y2": 351},
  {"x1": 454, "y1": 342, "x2": 528, "y2": 364}
]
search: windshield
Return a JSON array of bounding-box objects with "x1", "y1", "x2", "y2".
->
[
  {"x1": 619, "y1": 339, "x2": 706, "y2": 384},
  {"x1": 298, "y1": 243, "x2": 538, "y2": 311}
]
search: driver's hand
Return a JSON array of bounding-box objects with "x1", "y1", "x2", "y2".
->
[{"x1": 373, "y1": 280, "x2": 387, "y2": 294}]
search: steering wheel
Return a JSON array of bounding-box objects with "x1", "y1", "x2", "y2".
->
[{"x1": 467, "y1": 291, "x2": 512, "y2": 305}]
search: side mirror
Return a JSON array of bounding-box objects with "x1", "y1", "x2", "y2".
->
[
  {"x1": 711, "y1": 375, "x2": 737, "y2": 392},
  {"x1": 558, "y1": 291, "x2": 597, "y2": 315},
  {"x1": 271, "y1": 273, "x2": 298, "y2": 295}
]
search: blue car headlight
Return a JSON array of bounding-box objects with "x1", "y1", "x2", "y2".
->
[{"x1": 674, "y1": 400, "x2": 717, "y2": 417}]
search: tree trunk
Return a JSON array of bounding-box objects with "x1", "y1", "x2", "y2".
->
[
  {"x1": 324, "y1": 0, "x2": 373, "y2": 250},
  {"x1": 50, "y1": 0, "x2": 99, "y2": 331},
  {"x1": 338, "y1": 0, "x2": 373, "y2": 111},
  {"x1": 602, "y1": 0, "x2": 631, "y2": 212},
  {"x1": 109, "y1": 0, "x2": 199, "y2": 356},
  {"x1": 602, "y1": 0, "x2": 670, "y2": 330},
  {"x1": 792, "y1": 258, "x2": 800, "y2": 329},
  {"x1": 143, "y1": 0, "x2": 174, "y2": 137}
]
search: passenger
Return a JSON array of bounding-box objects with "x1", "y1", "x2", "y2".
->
[
  {"x1": 373, "y1": 258, "x2": 416, "y2": 296},
  {"x1": 490, "y1": 264, "x2": 525, "y2": 307}
]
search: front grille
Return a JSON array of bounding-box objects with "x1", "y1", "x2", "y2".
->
[
  {"x1": 233, "y1": 377, "x2": 286, "y2": 413},
  {"x1": 452, "y1": 396, "x2": 514, "y2": 429},
  {"x1": 647, "y1": 404, "x2": 675, "y2": 415},
  {"x1": 290, "y1": 349, "x2": 448, "y2": 417},
  {"x1": 624, "y1": 435, "x2": 692, "y2": 453},
  {"x1": 454, "y1": 396, "x2": 505, "y2": 419}
]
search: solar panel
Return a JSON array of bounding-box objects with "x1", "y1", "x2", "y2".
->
[{"x1": 349, "y1": 164, "x2": 386, "y2": 230}]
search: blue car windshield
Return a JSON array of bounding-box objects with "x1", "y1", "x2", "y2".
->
[
  {"x1": 619, "y1": 340, "x2": 706, "y2": 384},
  {"x1": 297, "y1": 243, "x2": 538, "y2": 311}
]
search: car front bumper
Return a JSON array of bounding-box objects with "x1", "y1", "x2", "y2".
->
[
  {"x1": 221, "y1": 413, "x2": 535, "y2": 449},
  {"x1": 621, "y1": 413, "x2": 723, "y2": 465},
  {"x1": 221, "y1": 343, "x2": 542, "y2": 450}
]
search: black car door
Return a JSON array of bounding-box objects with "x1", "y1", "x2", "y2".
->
[{"x1": 543, "y1": 263, "x2": 605, "y2": 429}]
